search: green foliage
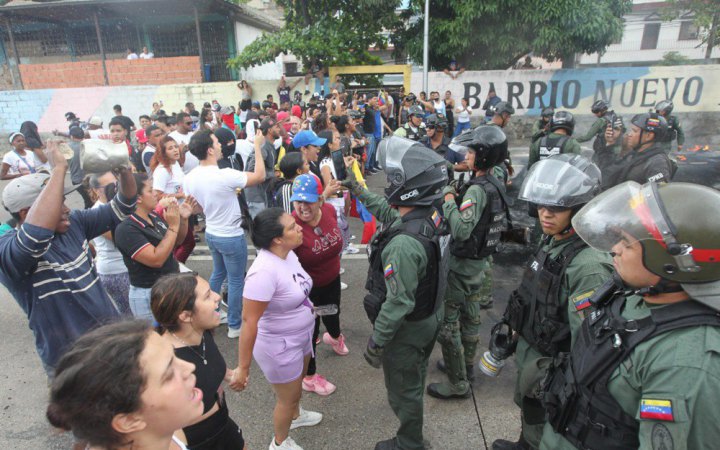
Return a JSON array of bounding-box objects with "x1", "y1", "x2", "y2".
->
[
  {"x1": 657, "y1": 51, "x2": 694, "y2": 65},
  {"x1": 662, "y1": 0, "x2": 719, "y2": 50},
  {"x1": 228, "y1": 0, "x2": 403, "y2": 72},
  {"x1": 393, "y1": 0, "x2": 632, "y2": 70}
]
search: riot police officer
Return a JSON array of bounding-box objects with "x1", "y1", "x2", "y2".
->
[
  {"x1": 575, "y1": 99, "x2": 613, "y2": 148},
  {"x1": 394, "y1": 105, "x2": 427, "y2": 141},
  {"x1": 487, "y1": 101, "x2": 515, "y2": 128},
  {"x1": 427, "y1": 125, "x2": 511, "y2": 400},
  {"x1": 540, "y1": 181, "x2": 720, "y2": 450},
  {"x1": 593, "y1": 114, "x2": 625, "y2": 174},
  {"x1": 345, "y1": 137, "x2": 448, "y2": 450},
  {"x1": 655, "y1": 100, "x2": 684, "y2": 153},
  {"x1": 531, "y1": 107, "x2": 554, "y2": 142},
  {"x1": 421, "y1": 114, "x2": 464, "y2": 165},
  {"x1": 602, "y1": 112, "x2": 675, "y2": 189},
  {"x1": 490, "y1": 154, "x2": 613, "y2": 450},
  {"x1": 528, "y1": 111, "x2": 582, "y2": 168}
]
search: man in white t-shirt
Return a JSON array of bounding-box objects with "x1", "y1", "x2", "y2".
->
[
  {"x1": 139, "y1": 46, "x2": 154, "y2": 59},
  {"x1": 183, "y1": 129, "x2": 267, "y2": 338},
  {"x1": 168, "y1": 112, "x2": 199, "y2": 173},
  {"x1": 126, "y1": 48, "x2": 139, "y2": 60}
]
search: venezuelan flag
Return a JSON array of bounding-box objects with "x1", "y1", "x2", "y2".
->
[
  {"x1": 640, "y1": 399, "x2": 674, "y2": 421},
  {"x1": 384, "y1": 264, "x2": 394, "y2": 278},
  {"x1": 459, "y1": 199, "x2": 474, "y2": 211}
]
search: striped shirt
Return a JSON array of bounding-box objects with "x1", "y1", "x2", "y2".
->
[{"x1": 0, "y1": 194, "x2": 136, "y2": 374}]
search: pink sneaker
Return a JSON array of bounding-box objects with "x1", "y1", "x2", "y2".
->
[
  {"x1": 302, "y1": 374, "x2": 336, "y2": 396},
  {"x1": 322, "y1": 332, "x2": 349, "y2": 356}
]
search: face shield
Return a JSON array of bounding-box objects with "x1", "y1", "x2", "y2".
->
[
  {"x1": 519, "y1": 157, "x2": 600, "y2": 208},
  {"x1": 572, "y1": 181, "x2": 700, "y2": 274},
  {"x1": 377, "y1": 136, "x2": 417, "y2": 183}
]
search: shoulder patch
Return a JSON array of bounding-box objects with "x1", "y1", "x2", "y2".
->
[
  {"x1": 432, "y1": 210, "x2": 441, "y2": 228},
  {"x1": 651, "y1": 423, "x2": 674, "y2": 450},
  {"x1": 571, "y1": 290, "x2": 594, "y2": 311},
  {"x1": 640, "y1": 399, "x2": 674, "y2": 422},
  {"x1": 459, "y1": 198, "x2": 474, "y2": 211},
  {"x1": 384, "y1": 263, "x2": 395, "y2": 278}
]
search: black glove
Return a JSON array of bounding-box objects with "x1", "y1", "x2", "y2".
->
[
  {"x1": 341, "y1": 179, "x2": 364, "y2": 196},
  {"x1": 363, "y1": 336, "x2": 384, "y2": 368}
]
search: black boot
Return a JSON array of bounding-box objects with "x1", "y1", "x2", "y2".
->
[
  {"x1": 492, "y1": 434, "x2": 531, "y2": 450},
  {"x1": 374, "y1": 438, "x2": 399, "y2": 450},
  {"x1": 436, "y1": 359, "x2": 475, "y2": 382}
]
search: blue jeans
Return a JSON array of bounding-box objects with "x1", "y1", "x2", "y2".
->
[
  {"x1": 453, "y1": 121, "x2": 471, "y2": 137},
  {"x1": 364, "y1": 133, "x2": 378, "y2": 170},
  {"x1": 206, "y1": 233, "x2": 248, "y2": 330},
  {"x1": 129, "y1": 285, "x2": 153, "y2": 322}
]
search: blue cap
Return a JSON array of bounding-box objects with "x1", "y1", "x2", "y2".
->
[
  {"x1": 292, "y1": 130, "x2": 327, "y2": 148},
  {"x1": 290, "y1": 173, "x2": 323, "y2": 203}
]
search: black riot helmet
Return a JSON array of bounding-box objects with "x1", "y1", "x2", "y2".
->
[
  {"x1": 451, "y1": 125, "x2": 508, "y2": 171},
  {"x1": 591, "y1": 100, "x2": 610, "y2": 114},
  {"x1": 492, "y1": 101, "x2": 515, "y2": 116},
  {"x1": 408, "y1": 105, "x2": 424, "y2": 117},
  {"x1": 630, "y1": 112, "x2": 667, "y2": 141},
  {"x1": 541, "y1": 107, "x2": 555, "y2": 118},
  {"x1": 655, "y1": 100, "x2": 674, "y2": 116},
  {"x1": 377, "y1": 136, "x2": 449, "y2": 206},
  {"x1": 549, "y1": 111, "x2": 575, "y2": 134},
  {"x1": 425, "y1": 113, "x2": 448, "y2": 131}
]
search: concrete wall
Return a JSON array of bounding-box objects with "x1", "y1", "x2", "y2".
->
[{"x1": 18, "y1": 56, "x2": 201, "y2": 89}]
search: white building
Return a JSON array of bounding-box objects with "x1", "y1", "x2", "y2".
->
[{"x1": 578, "y1": 0, "x2": 718, "y2": 66}]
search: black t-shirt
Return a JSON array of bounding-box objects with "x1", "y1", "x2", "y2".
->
[
  {"x1": 114, "y1": 213, "x2": 179, "y2": 288},
  {"x1": 115, "y1": 115, "x2": 135, "y2": 131},
  {"x1": 362, "y1": 107, "x2": 375, "y2": 134},
  {"x1": 174, "y1": 331, "x2": 226, "y2": 414}
]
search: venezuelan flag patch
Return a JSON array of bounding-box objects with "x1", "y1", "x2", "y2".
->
[
  {"x1": 384, "y1": 264, "x2": 395, "y2": 278},
  {"x1": 432, "y1": 210, "x2": 441, "y2": 228},
  {"x1": 459, "y1": 199, "x2": 474, "y2": 212},
  {"x1": 640, "y1": 399, "x2": 674, "y2": 421},
  {"x1": 572, "y1": 290, "x2": 594, "y2": 311}
]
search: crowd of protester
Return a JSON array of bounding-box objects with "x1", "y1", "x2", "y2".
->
[{"x1": 0, "y1": 70, "x2": 691, "y2": 450}]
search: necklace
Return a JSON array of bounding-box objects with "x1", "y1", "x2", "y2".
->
[{"x1": 171, "y1": 332, "x2": 207, "y2": 365}]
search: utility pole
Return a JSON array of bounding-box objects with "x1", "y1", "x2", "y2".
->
[{"x1": 422, "y1": 0, "x2": 429, "y2": 92}]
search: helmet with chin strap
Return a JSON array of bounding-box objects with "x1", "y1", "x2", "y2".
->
[
  {"x1": 451, "y1": 125, "x2": 508, "y2": 171},
  {"x1": 572, "y1": 181, "x2": 720, "y2": 309}
]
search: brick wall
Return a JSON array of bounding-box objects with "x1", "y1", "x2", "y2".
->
[{"x1": 18, "y1": 56, "x2": 201, "y2": 89}]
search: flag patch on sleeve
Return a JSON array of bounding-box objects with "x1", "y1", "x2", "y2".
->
[
  {"x1": 384, "y1": 264, "x2": 395, "y2": 278},
  {"x1": 459, "y1": 199, "x2": 474, "y2": 211},
  {"x1": 572, "y1": 290, "x2": 594, "y2": 311},
  {"x1": 432, "y1": 210, "x2": 441, "y2": 228},
  {"x1": 640, "y1": 399, "x2": 674, "y2": 421}
]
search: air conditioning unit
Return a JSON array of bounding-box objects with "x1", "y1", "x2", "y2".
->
[{"x1": 284, "y1": 62, "x2": 303, "y2": 77}]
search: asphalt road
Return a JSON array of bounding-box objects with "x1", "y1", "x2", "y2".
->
[{"x1": 0, "y1": 148, "x2": 537, "y2": 450}]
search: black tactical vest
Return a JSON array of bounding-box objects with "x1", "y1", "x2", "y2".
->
[
  {"x1": 364, "y1": 207, "x2": 449, "y2": 324},
  {"x1": 539, "y1": 135, "x2": 570, "y2": 160},
  {"x1": 504, "y1": 235, "x2": 587, "y2": 356},
  {"x1": 450, "y1": 175, "x2": 509, "y2": 260},
  {"x1": 403, "y1": 124, "x2": 426, "y2": 141},
  {"x1": 543, "y1": 293, "x2": 720, "y2": 450},
  {"x1": 658, "y1": 115, "x2": 679, "y2": 143}
]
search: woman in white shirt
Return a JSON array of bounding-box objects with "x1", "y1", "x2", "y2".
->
[
  {"x1": 453, "y1": 97, "x2": 473, "y2": 137},
  {"x1": 90, "y1": 172, "x2": 132, "y2": 316},
  {"x1": 150, "y1": 136, "x2": 186, "y2": 200},
  {"x1": 1, "y1": 132, "x2": 38, "y2": 179}
]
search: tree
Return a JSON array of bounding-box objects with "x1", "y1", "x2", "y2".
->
[
  {"x1": 658, "y1": 51, "x2": 694, "y2": 65},
  {"x1": 663, "y1": 0, "x2": 719, "y2": 62},
  {"x1": 228, "y1": 0, "x2": 403, "y2": 73},
  {"x1": 392, "y1": 0, "x2": 632, "y2": 70}
]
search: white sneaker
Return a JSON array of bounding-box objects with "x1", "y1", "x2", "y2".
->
[
  {"x1": 339, "y1": 267, "x2": 346, "y2": 275},
  {"x1": 218, "y1": 310, "x2": 228, "y2": 325},
  {"x1": 227, "y1": 327, "x2": 240, "y2": 339},
  {"x1": 269, "y1": 436, "x2": 303, "y2": 450},
  {"x1": 340, "y1": 282, "x2": 348, "y2": 290},
  {"x1": 290, "y1": 407, "x2": 322, "y2": 430},
  {"x1": 343, "y1": 245, "x2": 360, "y2": 255},
  {"x1": 350, "y1": 235, "x2": 356, "y2": 241}
]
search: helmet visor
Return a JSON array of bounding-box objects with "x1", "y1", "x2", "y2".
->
[{"x1": 519, "y1": 158, "x2": 599, "y2": 208}]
